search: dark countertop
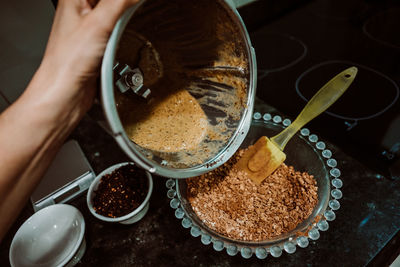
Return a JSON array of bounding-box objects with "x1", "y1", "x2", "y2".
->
[
  {"x1": 2, "y1": 0, "x2": 400, "y2": 266},
  {"x1": 1, "y1": 99, "x2": 399, "y2": 266}
]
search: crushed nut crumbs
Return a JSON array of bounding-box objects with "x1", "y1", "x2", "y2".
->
[{"x1": 187, "y1": 149, "x2": 318, "y2": 241}]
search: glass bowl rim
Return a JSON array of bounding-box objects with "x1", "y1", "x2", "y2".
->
[{"x1": 166, "y1": 112, "x2": 343, "y2": 259}]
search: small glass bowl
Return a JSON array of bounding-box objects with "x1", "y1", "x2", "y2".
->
[{"x1": 166, "y1": 113, "x2": 343, "y2": 259}]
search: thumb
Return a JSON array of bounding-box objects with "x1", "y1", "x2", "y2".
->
[{"x1": 89, "y1": 0, "x2": 139, "y2": 33}]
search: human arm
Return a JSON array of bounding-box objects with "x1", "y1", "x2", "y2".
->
[{"x1": 0, "y1": 0, "x2": 138, "y2": 242}]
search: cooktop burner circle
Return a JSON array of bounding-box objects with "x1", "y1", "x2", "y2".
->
[
  {"x1": 296, "y1": 60, "x2": 399, "y2": 121},
  {"x1": 250, "y1": 32, "x2": 307, "y2": 79},
  {"x1": 363, "y1": 7, "x2": 400, "y2": 49}
]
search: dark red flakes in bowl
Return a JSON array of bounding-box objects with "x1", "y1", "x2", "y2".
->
[{"x1": 93, "y1": 165, "x2": 148, "y2": 218}]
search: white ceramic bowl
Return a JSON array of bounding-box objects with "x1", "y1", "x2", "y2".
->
[
  {"x1": 9, "y1": 204, "x2": 86, "y2": 267},
  {"x1": 87, "y1": 162, "x2": 153, "y2": 224}
]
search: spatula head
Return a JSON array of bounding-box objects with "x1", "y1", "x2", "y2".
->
[{"x1": 234, "y1": 136, "x2": 286, "y2": 184}]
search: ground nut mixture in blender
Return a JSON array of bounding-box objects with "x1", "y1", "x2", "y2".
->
[
  {"x1": 123, "y1": 90, "x2": 208, "y2": 152},
  {"x1": 115, "y1": 0, "x2": 251, "y2": 168},
  {"x1": 187, "y1": 149, "x2": 318, "y2": 241}
]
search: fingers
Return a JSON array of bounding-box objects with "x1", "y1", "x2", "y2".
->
[
  {"x1": 45, "y1": 0, "x2": 86, "y2": 55},
  {"x1": 80, "y1": 0, "x2": 95, "y2": 16},
  {"x1": 89, "y1": 0, "x2": 139, "y2": 32}
]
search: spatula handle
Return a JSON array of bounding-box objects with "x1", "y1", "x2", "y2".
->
[{"x1": 271, "y1": 66, "x2": 358, "y2": 150}]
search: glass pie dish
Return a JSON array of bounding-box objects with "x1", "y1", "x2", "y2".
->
[{"x1": 166, "y1": 112, "x2": 343, "y2": 259}]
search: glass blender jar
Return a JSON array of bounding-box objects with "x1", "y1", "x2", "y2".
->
[{"x1": 101, "y1": 0, "x2": 257, "y2": 178}]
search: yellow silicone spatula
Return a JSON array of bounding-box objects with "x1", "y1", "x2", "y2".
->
[{"x1": 235, "y1": 66, "x2": 358, "y2": 184}]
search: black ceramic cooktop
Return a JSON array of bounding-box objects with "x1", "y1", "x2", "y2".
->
[{"x1": 243, "y1": 0, "x2": 400, "y2": 181}]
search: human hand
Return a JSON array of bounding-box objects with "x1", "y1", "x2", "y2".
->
[
  {"x1": 31, "y1": 0, "x2": 139, "y2": 125},
  {"x1": 0, "y1": 0, "x2": 142, "y2": 241}
]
